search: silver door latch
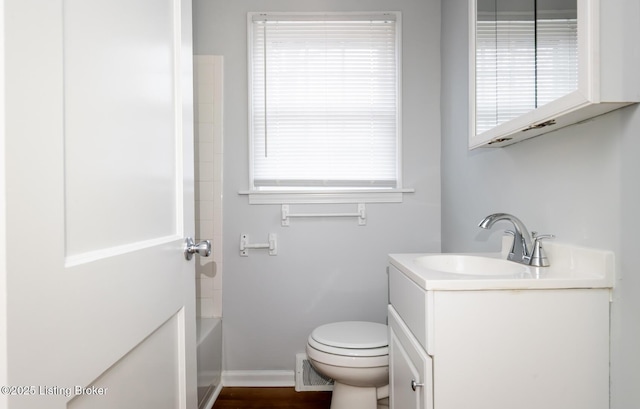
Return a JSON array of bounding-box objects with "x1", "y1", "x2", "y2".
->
[{"x1": 184, "y1": 237, "x2": 211, "y2": 260}]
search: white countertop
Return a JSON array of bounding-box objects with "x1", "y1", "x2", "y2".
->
[{"x1": 389, "y1": 241, "x2": 615, "y2": 291}]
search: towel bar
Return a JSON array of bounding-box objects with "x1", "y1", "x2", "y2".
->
[{"x1": 281, "y1": 204, "x2": 366, "y2": 226}]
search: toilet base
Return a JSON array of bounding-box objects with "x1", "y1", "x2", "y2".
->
[{"x1": 330, "y1": 382, "x2": 378, "y2": 409}]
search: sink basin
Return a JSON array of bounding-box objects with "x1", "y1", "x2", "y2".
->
[
  {"x1": 414, "y1": 254, "x2": 529, "y2": 276},
  {"x1": 390, "y1": 244, "x2": 615, "y2": 290}
]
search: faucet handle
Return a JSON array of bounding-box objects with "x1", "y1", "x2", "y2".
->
[
  {"x1": 529, "y1": 233, "x2": 555, "y2": 267},
  {"x1": 531, "y1": 232, "x2": 555, "y2": 241}
]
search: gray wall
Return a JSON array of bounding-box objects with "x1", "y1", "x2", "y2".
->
[
  {"x1": 193, "y1": 0, "x2": 441, "y2": 373},
  {"x1": 441, "y1": 1, "x2": 640, "y2": 407}
]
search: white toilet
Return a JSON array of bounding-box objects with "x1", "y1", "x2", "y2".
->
[{"x1": 306, "y1": 321, "x2": 389, "y2": 409}]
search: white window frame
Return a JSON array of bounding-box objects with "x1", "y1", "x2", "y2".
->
[{"x1": 243, "y1": 11, "x2": 410, "y2": 204}]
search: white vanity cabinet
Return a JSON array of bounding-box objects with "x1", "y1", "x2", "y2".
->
[
  {"x1": 469, "y1": 0, "x2": 640, "y2": 149},
  {"x1": 388, "y1": 262, "x2": 611, "y2": 409}
]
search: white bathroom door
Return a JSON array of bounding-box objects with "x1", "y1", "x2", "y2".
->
[{"x1": 2, "y1": 0, "x2": 198, "y2": 408}]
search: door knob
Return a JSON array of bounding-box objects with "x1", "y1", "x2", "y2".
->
[
  {"x1": 184, "y1": 237, "x2": 211, "y2": 260},
  {"x1": 411, "y1": 379, "x2": 424, "y2": 391}
]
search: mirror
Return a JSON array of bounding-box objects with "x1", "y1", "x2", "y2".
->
[{"x1": 475, "y1": 0, "x2": 578, "y2": 135}]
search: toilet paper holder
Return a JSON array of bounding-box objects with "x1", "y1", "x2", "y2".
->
[{"x1": 240, "y1": 233, "x2": 278, "y2": 257}]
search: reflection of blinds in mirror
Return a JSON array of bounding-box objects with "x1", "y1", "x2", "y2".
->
[
  {"x1": 476, "y1": 19, "x2": 578, "y2": 135},
  {"x1": 536, "y1": 19, "x2": 578, "y2": 106},
  {"x1": 476, "y1": 20, "x2": 535, "y2": 134}
]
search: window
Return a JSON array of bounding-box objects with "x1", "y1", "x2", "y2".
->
[{"x1": 247, "y1": 12, "x2": 402, "y2": 202}]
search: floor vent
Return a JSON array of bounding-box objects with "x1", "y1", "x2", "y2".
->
[{"x1": 295, "y1": 353, "x2": 334, "y2": 392}]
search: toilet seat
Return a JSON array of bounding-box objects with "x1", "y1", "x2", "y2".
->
[{"x1": 308, "y1": 321, "x2": 388, "y2": 357}]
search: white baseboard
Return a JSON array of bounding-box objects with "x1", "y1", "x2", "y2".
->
[{"x1": 221, "y1": 370, "x2": 295, "y2": 387}]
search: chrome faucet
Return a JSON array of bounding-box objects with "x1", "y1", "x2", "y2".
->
[{"x1": 478, "y1": 213, "x2": 554, "y2": 267}]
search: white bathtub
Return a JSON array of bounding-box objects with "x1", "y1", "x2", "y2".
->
[{"x1": 197, "y1": 317, "x2": 222, "y2": 409}]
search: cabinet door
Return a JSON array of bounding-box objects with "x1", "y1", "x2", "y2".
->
[
  {"x1": 469, "y1": 0, "x2": 639, "y2": 148},
  {"x1": 389, "y1": 306, "x2": 433, "y2": 409},
  {"x1": 390, "y1": 329, "x2": 421, "y2": 409},
  {"x1": 470, "y1": 0, "x2": 579, "y2": 147}
]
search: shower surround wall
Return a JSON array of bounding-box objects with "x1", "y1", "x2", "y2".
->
[
  {"x1": 194, "y1": 55, "x2": 223, "y2": 318},
  {"x1": 194, "y1": 0, "x2": 441, "y2": 384}
]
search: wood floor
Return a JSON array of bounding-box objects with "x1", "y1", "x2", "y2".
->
[{"x1": 210, "y1": 387, "x2": 332, "y2": 409}]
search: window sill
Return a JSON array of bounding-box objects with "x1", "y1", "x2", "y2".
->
[{"x1": 238, "y1": 188, "x2": 414, "y2": 204}]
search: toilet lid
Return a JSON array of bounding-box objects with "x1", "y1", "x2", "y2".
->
[{"x1": 311, "y1": 321, "x2": 388, "y2": 349}]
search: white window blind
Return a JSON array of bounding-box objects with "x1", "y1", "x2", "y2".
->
[
  {"x1": 249, "y1": 14, "x2": 399, "y2": 190},
  {"x1": 476, "y1": 18, "x2": 577, "y2": 134}
]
